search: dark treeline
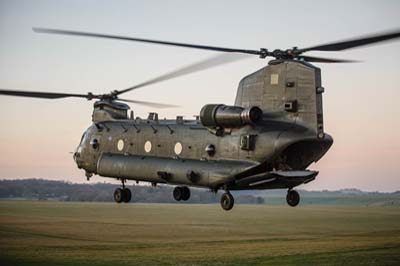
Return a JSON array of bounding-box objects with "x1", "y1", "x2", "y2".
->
[
  {"x1": 1, "y1": 179, "x2": 399, "y2": 206},
  {"x1": 0, "y1": 179, "x2": 265, "y2": 204}
]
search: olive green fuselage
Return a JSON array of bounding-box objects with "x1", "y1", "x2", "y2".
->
[{"x1": 75, "y1": 117, "x2": 332, "y2": 190}]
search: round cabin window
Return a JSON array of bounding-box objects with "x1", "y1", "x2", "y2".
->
[
  {"x1": 144, "y1": 141, "x2": 152, "y2": 153},
  {"x1": 205, "y1": 144, "x2": 216, "y2": 156},
  {"x1": 117, "y1": 139, "x2": 124, "y2": 151},
  {"x1": 174, "y1": 142, "x2": 183, "y2": 155}
]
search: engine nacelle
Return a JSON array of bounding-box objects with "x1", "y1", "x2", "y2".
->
[{"x1": 200, "y1": 104, "x2": 262, "y2": 128}]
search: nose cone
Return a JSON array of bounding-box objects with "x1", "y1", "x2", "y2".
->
[{"x1": 73, "y1": 146, "x2": 83, "y2": 168}]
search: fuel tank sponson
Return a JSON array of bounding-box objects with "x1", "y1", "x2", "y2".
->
[{"x1": 96, "y1": 153, "x2": 257, "y2": 187}]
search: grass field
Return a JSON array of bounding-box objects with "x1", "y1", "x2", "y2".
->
[{"x1": 0, "y1": 201, "x2": 399, "y2": 265}]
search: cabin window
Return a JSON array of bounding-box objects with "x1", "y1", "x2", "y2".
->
[
  {"x1": 117, "y1": 139, "x2": 124, "y2": 151},
  {"x1": 144, "y1": 141, "x2": 152, "y2": 153},
  {"x1": 205, "y1": 144, "x2": 215, "y2": 156},
  {"x1": 174, "y1": 142, "x2": 183, "y2": 155}
]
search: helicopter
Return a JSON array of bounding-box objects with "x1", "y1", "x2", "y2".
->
[{"x1": 1, "y1": 28, "x2": 400, "y2": 210}]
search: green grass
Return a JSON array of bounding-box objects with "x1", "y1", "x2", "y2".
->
[{"x1": 0, "y1": 201, "x2": 399, "y2": 265}]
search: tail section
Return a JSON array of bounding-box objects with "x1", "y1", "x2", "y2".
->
[{"x1": 234, "y1": 60, "x2": 324, "y2": 137}]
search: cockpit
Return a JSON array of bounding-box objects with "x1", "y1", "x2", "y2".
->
[
  {"x1": 92, "y1": 100, "x2": 130, "y2": 122},
  {"x1": 73, "y1": 130, "x2": 88, "y2": 166}
]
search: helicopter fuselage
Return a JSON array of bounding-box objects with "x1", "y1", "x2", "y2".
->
[{"x1": 74, "y1": 114, "x2": 332, "y2": 191}]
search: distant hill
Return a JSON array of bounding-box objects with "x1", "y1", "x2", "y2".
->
[
  {"x1": 0, "y1": 179, "x2": 399, "y2": 206},
  {"x1": 240, "y1": 187, "x2": 400, "y2": 206}
]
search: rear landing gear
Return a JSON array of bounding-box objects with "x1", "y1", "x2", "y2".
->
[
  {"x1": 173, "y1": 186, "x2": 190, "y2": 201},
  {"x1": 286, "y1": 189, "x2": 300, "y2": 207},
  {"x1": 220, "y1": 192, "x2": 234, "y2": 211},
  {"x1": 114, "y1": 179, "x2": 132, "y2": 203}
]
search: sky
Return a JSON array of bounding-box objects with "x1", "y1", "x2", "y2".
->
[{"x1": 0, "y1": 0, "x2": 399, "y2": 192}]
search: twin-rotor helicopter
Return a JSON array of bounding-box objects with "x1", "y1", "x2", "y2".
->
[{"x1": 1, "y1": 28, "x2": 399, "y2": 210}]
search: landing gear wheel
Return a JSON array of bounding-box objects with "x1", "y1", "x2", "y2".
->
[
  {"x1": 286, "y1": 189, "x2": 300, "y2": 207},
  {"x1": 220, "y1": 193, "x2": 234, "y2": 211},
  {"x1": 114, "y1": 188, "x2": 124, "y2": 203},
  {"x1": 123, "y1": 188, "x2": 132, "y2": 203},
  {"x1": 181, "y1": 186, "x2": 190, "y2": 201},
  {"x1": 173, "y1": 186, "x2": 183, "y2": 201}
]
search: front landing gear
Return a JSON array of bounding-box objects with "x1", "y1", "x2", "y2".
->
[
  {"x1": 114, "y1": 179, "x2": 132, "y2": 203},
  {"x1": 173, "y1": 186, "x2": 190, "y2": 201},
  {"x1": 220, "y1": 192, "x2": 234, "y2": 211},
  {"x1": 113, "y1": 187, "x2": 132, "y2": 203},
  {"x1": 286, "y1": 189, "x2": 300, "y2": 207}
]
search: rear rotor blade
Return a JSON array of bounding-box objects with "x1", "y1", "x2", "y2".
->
[
  {"x1": 0, "y1": 89, "x2": 91, "y2": 99},
  {"x1": 299, "y1": 55, "x2": 359, "y2": 63},
  {"x1": 33, "y1": 28, "x2": 262, "y2": 56},
  {"x1": 116, "y1": 53, "x2": 250, "y2": 95},
  {"x1": 299, "y1": 29, "x2": 400, "y2": 52},
  {"x1": 118, "y1": 98, "x2": 179, "y2": 108}
]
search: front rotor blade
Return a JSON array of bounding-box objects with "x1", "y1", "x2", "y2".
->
[
  {"x1": 33, "y1": 28, "x2": 262, "y2": 56},
  {"x1": 299, "y1": 29, "x2": 400, "y2": 52},
  {"x1": 118, "y1": 98, "x2": 179, "y2": 108},
  {"x1": 299, "y1": 55, "x2": 359, "y2": 63},
  {"x1": 0, "y1": 89, "x2": 91, "y2": 99},
  {"x1": 116, "y1": 53, "x2": 250, "y2": 95}
]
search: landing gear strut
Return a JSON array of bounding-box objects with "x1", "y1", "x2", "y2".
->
[
  {"x1": 220, "y1": 192, "x2": 234, "y2": 211},
  {"x1": 114, "y1": 179, "x2": 132, "y2": 203},
  {"x1": 173, "y1": 186, "x2": 190, "y2": 201},
  {"x1": 286, "y1": 189, "x2": 300, "y2": 207}
]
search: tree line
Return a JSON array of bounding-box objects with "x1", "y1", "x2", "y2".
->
[{"x1": 0, "y1": 179, "x2": 265, "y2": 204}]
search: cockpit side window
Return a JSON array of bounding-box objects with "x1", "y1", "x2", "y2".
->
[{"x1": 80, "y1": 132, "x2": 88, "y2": 145}]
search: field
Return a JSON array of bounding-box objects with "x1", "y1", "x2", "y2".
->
[{"x1": 0, "y1": 201, "x2": 399, "y2": 265}]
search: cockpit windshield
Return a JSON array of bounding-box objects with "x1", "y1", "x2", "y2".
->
[{"x1": 79, "y1": 131, "x2": 88, "y2": 145}]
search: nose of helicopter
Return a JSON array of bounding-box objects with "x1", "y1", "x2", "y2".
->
[{"x1": 73, "y1": 146, "x2": 84, "y2": 168}]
